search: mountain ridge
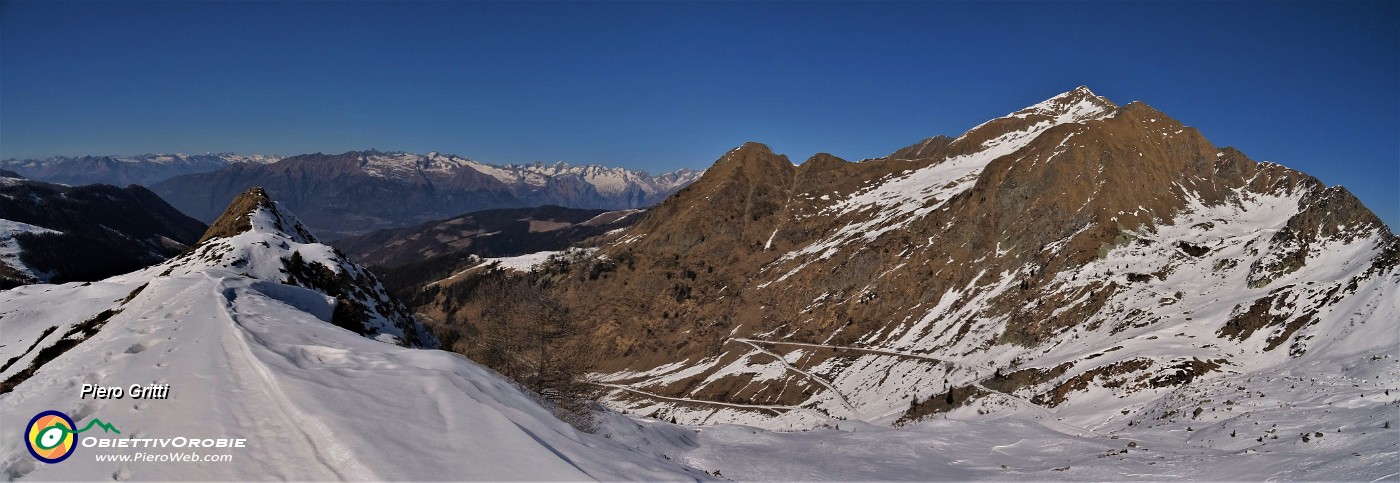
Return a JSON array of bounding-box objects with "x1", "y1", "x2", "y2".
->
[
  {"x1": 0, "y1": 172, "x2": 208, "y2": 288},
  {"x1": 0, "y1": 153, "x2": 280, "y2": 187},
  {"x1": 333, "y1": 205, "x2": 642, "y2": 270},
  {"x1": 408, "y1": 86, "x2": 1397, "y2": 434},
  {"x1": 0, "y1": 187, "x2": 704, "y2": 480},
  {"x1": 149, "y1": 150, "x2": 703, "y2": 239},
  {"x1": 170, "y1": 186, "x2": 431, "y2": 346}
]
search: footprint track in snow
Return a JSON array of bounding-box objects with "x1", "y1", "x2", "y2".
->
[{"x1": 0, "y1": 456, "x2": 36, "y2": 480}]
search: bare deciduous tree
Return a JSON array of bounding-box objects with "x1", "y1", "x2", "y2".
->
[{"x1": 472, "y1": 274, "x2": 600, "y2": 431}]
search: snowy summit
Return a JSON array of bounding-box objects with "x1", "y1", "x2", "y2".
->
[{"x1": 0, "y1": 188, "x2": 703, "y2": 480}]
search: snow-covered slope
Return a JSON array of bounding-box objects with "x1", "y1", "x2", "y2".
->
[
  {"x1": 178, "y1": 187, "x2": 432, "y2": 346},
  {"x1": 598, "y1": 373, "x2": 1400, "y2": 481},
  {"x1": 772, "y1": 86, "x2": 1116, "y2": 270},
  {"x1": 0, "y1": 219, "x2": 59, "y2": 284},
  {"x1": 0, "y1": 190, "x2": 704, "y2": 480},
  {"x1": 0, "y1": 273, "x2": 705, "y2": 480},
  {"x1": 406, "y1": 88, "x2": 1399, "y2": 479},
  {"x1": 415, "y1": 86, "x2": 1398, "y2": 481}
]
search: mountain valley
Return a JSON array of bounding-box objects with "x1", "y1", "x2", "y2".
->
[
  {"x1": 0, "y1": 171, "x2": 208, "y2": 289},
  {"x1": 1, "y1": 87, "x2": 1395, "y2": 481}
]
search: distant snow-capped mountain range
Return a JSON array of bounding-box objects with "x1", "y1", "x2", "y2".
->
[
  {"x1": 358, "y1": 150, "x2": 701, "y2": 198},
  {"x1": 0, "y1": 153, "x2": 280, "y2": 187},
  {"x1": 0, "y1": 151, "x2": 700, "y2": 195},
  {"x1": 1, "y1": 151, "x2": 704, "y2": 240}
]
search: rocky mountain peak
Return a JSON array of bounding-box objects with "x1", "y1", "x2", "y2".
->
[
  {"x1": 1013, "y1": 85, "x2": 1119, "y2": 121},
  {"x1": 710, "y1": 142, "x2": 792, "y2": 176},
  {"x1": 422, "y1": 88, "x2": 1399, "y2": 433},
  {"x1": 725, "y1": 141, "x2": 777, "y2": 159},
  {"x1": 172, "y1": 188, "x2": 432, "y2": 347},
  {"x1": 800, "y1": 152, "x2": 851, "y2": 171},
  {"x1": 940, "y1": 87, "x2": 1118, "y2": 161},
  {"x1": 196, "y1": 186, "x2": 317, "y2": 245},
  {"x1": 618, "y1": 141, "x2": 798, "y2": 261}
]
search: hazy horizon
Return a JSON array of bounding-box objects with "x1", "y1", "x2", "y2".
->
[{"x1": 2, "y1": 1, "x2": 1395, "y2": 227}]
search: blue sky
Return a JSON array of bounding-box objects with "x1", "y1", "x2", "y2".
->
[{"x1": 2, "y1": 1, "x2": 1396, "y2": 227}]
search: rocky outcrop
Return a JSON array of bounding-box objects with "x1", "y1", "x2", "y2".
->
[
  {"x1": 196, "y1": 187, "x2": 316, "y2": 245},
  {"x1": 176, "y1": 186, "x2": 432, "y2": 347}
]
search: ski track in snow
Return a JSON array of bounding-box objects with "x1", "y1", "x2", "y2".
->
[
  {"x1": 598, "y1": 383, "x2": 794, "y2": 414},
  {"x1": 729, "y1": 339, "x2": 856, "y2": 413},
  {"x1": 731, "y1": 337, "x2": 966, "y2": 368}
]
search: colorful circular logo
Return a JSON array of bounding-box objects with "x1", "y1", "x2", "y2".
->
[{"x1": 25, "y1": 410, "x2": 77, "y2": 464}]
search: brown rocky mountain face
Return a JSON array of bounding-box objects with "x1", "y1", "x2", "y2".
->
[{"x1": 410, "y1": 87, "x2": 1397, "y2": 430}]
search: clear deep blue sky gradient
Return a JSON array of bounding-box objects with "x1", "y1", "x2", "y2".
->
[{"x1": 2, "y1": 1, "x2": 1396, "y2": 227}]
